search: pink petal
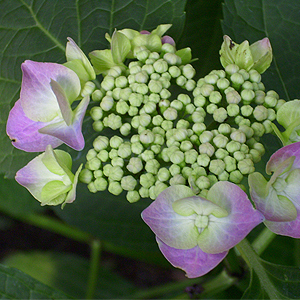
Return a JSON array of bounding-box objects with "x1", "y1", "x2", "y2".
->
[
  {"x1": 156, "y1": 237, "x2": 228, "y2": 278},
  {"x1": 6, "y1": 100, "x2": 62, "y2": 152}
]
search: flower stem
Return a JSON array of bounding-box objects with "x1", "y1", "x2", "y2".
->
[
  {"x1": 251, "y1": 227, "x2": 276, "y2": 255},
  {"x1": 85, "y1": 239, "x2": 102, "y2": 299}
]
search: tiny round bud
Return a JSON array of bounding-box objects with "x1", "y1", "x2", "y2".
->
[
  {"x1": 126, "y1": 190, "x2": 140, "y2": 203},
  {"x1": 254, "y1": 90, "x2": 265, "y2": 104},
  {"x1": 92, "y1": 121, "x2": 104, "y2": 133},
  {"x1": 139, "y1": 187, "x2": 150, "y2": 198},
  {"x1": 230, "y1": 130, "x2": 246, "y2": 143},
  {"x1": 226, "y1": 90, "x2": 241, "y2": 104},
  {"x1": 197, "y1": 153, "x2": 210, "y2": 167},
  {"x1": 79, "y1": 169, "x2": 93, "y2": 184},
  {"x1": 93, "y1": 136, "x2": 109, "y2": 151},
  {"x1": 127, "y1": 157, "x2": 143, "y2": 174},
  {"x1": 92, "y1": 89, "x2": 105, "y2": 102},
  {"x1": 100, "y1": 95, "x2": 114, "y2": 111},
  {"x1": 209, "y1": 91, "x2": 222, "y2": 104},
  {"x1": 199, "y1": 84, "x2": 214, "y2": 97},
  {"x1": 196, "y1": 176, "x2": 211, "y2": 190},
  {"x1": 101, "y1": 75, "x2": 115, "y2": 91},
  {"x1": 108, "y1": 181, "x2": 123, "y2": 196},
  {"x1": 251, "y1": 122, "x2": 265, "y2": 137},
  {"x1": 229, "y1": 170, "x2": 243, "y2": 184},
  {"x1": 194, "y1": 95, "x2": 206, "y2": 107},
  {"x1": 140, "y1": 129, "x2": 155, "y2": 144},
  {"x1": 140, "y1": 173, "x2": 155, "y2": 188},
  {"x1": 207, "y1": 103, "x2": 218, "y2": 114},
  {"x1": 169, "y1": 65, "x2": 181, "y2": 78},
  {"x1": 182, "y1": 64, "x2": 196, "y2": 79},
  {"x1": 230, "y1": 72, "x2": 244, "y2": 87},
  {"x1": 163, "y1": 107, "x2": 178, "y2": 120},
  {"x1": 213, "y1": 107, "x2": 227, "y2": 123},
  {"x1": 120, "y1": 123, "x2": 131, "y2": 136},
  {"x1": 241, "y1": 89, "x2": 255, "y2": 102},
  {"x1": 224, "y1": 156, "x2": 236, "y2": 172},
  {"x1": 225, "y1": 64, "x2": 239, "y2": 75},
  {"x1": 157, "y1": 167, "x2": 171, "y2": 182},
  {"x1": 108, "y1": 166, "x2": 124, "y2": 181},
  {"x1": 90, "y1": 106, "x2": 103, "y2": 121},
  {"x1": 129, "y1": 93, "x2": 144, "y2": 107},
  {"x1": 238, "y1": 159, "x2": 255, "y2": 175},
  {"x1": 163, "y1": 53, "x2": 181, "y2": 65},
  {"x1": 121, "y1": 175, "x2": 137, "y2": 191},
  {"x1": 218, "y1": 123, "x2": 231, "y2": 135},
  {"x1": 215, "y1": 148, "x2": 229, "y2": 159},
  {"x1": 213, "y1": 134, "x2": 228, "y2": 148},
  {"x1": 209, "y1": 159, "x2": 225, "y2": 175},
  {"x1": 110, "y1": 136, "x2": 123, "y2": 149},
  {"x1": 119, "y1": 87, "x2": 132, "y2": 101},
  {"x1": 192, "y1": 123, "x2": 206, "y2": 135},
  {"x1": 217, "y1": 78, "x2": 230, "y2": 90},
  {"x1": 184, "y1": 149, "x2": 198, "y2": 164},
  {"x1": 118, "y1": 142, "x2": 132, "y2": 158},
  {"x1": 105, "y1": 113, "x2": 122, "y2": 130},
  {"x1": 200, "y1": 131, "x2": 214, "y2": 143},
  {"x1": 153, "y1": 59, "x2": 169, "y2": 73},
  {"x1": 226, "y1": 141, "x2": 241, "y2": 153},
  {"x1": 204, "y1": 74, "x2": 219, "y2": 85},
  {"x1": 241, "y1": 105, "x2": 253, "y2": 117},
  {"x1": 199, "y1": 142, "x2": 215, "y2": 157},
  {"x1": 170, "y1": 150, "x2": 185, "y2": 164},
  {"x1": 93, "y1": 177, "x2": 108, "y2": 191},
  {"x1": 86, "y1": 149, "x2": 97, "y2": 161},
  {"x1": 169, "y1": 174, "x2": 186, "y2": 185}
]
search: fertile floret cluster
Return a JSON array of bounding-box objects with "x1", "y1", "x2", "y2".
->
[{"x1": 79, "y1": 32, "x2": 282, "y2": 202}]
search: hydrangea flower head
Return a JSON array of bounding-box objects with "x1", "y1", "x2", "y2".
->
[
  {"x1": 6, "y1": 60, "x2": 89, "y2": 152},
  {"x1": 249, "y1": 142, "x2": 300, "y2": 237},
  {"x1": 142, "y1": 182, "x2": 264, "y2": 277}
]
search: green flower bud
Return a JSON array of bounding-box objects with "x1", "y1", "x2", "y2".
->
[
  {"x1": 119, "y1": 87, "x2": 132, "y2": 101},
  {"x1": 199, "y1": 131, "x2": 213, "y2": 143},
  {"x1": 233, "y1": 151, "x2": 245, "y2": 161},
  {"x1": 157, "y1": 167, "x2": 170, "y2": 182},
  {"x1": 110, "y1": 136, "x2": 123, "y2": 149},
  {"x1": 230, "y1": 130, "x2": 246, "y2": 143},
  {"x1": 153, "y1": 59, "x2": 168, "y2": 73},
  {"x1": 209, "y1": 159, "x2": 225, "y2": 175},
  {"x1": 226, "y1": 90, "x2": 241, "y2": 104},
  {"x1": 213, "y1": 107, "x2": 228, "y2": 123},
  {"x1": 196, "y1": 176, "x2": 211, "y2": 190},
  {"x1": 180, "y1": 140, "x2": 193, "y2": 152},
  {"x1": 224, "y1": 156, "x2": 236, "y2": 172},
  {"x1": 170, "y1": 150, "x2": 184, "y2": 164},
  {"x1": 136, "y1": 49, "x2": 150, "y2": 61},
  {"x1": 240, "y1": 105, "x2": 253, "y2": 117},
  {"x1": 139, "y1": 186, "x2": 149, "y2": 198},
  {"x1": 263, "y1": 119, "x2": 273, "y2": 133},
  {"x1": 206, "y1": 103, "x2": 217, "y2": 115},
  {"x1": 204, "y1": 74, "x2": 219, "y2": 85},
  {"x1": 115, "y1": 100, "x2": 129, "y2": 115},
  {"x1": 142, "y1": 64, "x2": 155, "y2": 75},
  {"x1": 127, "y1": 106, "x2": 138, "y2": 116},
  {"x1": 182, "y1": 64, "x2": 196, "y2": 79},
  {"x1": 241, "y1": 89, "x2": 255, "y2": 103},
  {"x1": 251, "y1": 122, "x2": 265, "y2": 137},
  {"x1": 184, "y1": 149, "x2": 198, "y2": 164},
  {"x1": 105, "y1": 113, "x2": 122, "y2": 130},
  {"x1": 93, "y1": 136, "x2": 109, "y2": 151},
  {"x1": 126, "y1": 157, "x2": 143, "y2": 174},
  {"x1": 121, "y1": 175, "x2": 137, "y2": 191},
  {"x1": 185, "y1": 104, "x2": 195, "y2": 115},
  {"x1": 170, "y1": 99, "x2": 183, "y2": 111},
  {"x1": 225, "y1": 64, "x2": 239, "y2": 75},
  {"x1": 150, "y1": 116, "x2": 163, "y2": 127},
  {"x1": 140, "y1": 129, "x2": 155, "y2": 144},
  {"x1": 108, "y1": 166, "x2": 124, "y2": 181},
  {"x1": 136, "y1": 83, "x2": 149, "y2": 95},
  {"x1": 160, "y1": 88, "x2": 171, "y2": 99},
  {"x1": 254, "y1": 90, "x2": 265, "y2": 104},
  {"x1": 169, "y1": 174, "x2": 186, "y2": 185},
  {"x1": 199, "y1": 142, "x2": 215, "y2": 157},
  {"x1": 229, "y1": 170, "x2": 243, "y2": 184},
  {"x1": 86, "y1": 149, "x2": 97, "y2": 161},
  {"x1": 238, "y1": 158, "x2": 255, "y2": 175},
  {"x1": 140, "y1": 172, "x2": 155, "y2": 188},
  {"x1": 249, "y1": 69, "x2": 261, "y2": 83},
  {"x1": 109, "y1": 149, "x2": 118, "y2": 159},
  {"x1": 101, "y1": 75, "x2": 115, "y2": 91},
  {"x1": 163, "y1": 107, "x2": 178, "y2": 120},
  {"x1": 111, "y1": 156, "x2": 124, "y2": 167},
  {"x1": 130, "y1": 142, "x2": 143, "y2": 155},
  {"x1": 194, "y1": 95, "x2": 206, "y2": 108},
  {"x1": 114, "y1": 76, "x2": 128, "y2": 88},
  {"x1": 96, "y1": 150, "x2": 108, "y2": 162},
  {"x1": 151, "y1": 145, "x2": 161, "y2": 155},
  {"x1": 252, "y1": 142, "x2": 265, "y2": 156},
  {"x1": 108, "y1": 181, "x2": 123, "y2": 196},
  {"x1": 129, "y1": 64, "x2": 142, "y2": 74},
  {"x1": 207, "y1": 174, "x2": 218, "y2": 187},
  {"x1": 79, "y1": 169, "x2": 93, "y2": 184},
  {"x1": 161, "y1": 120, "x2": 173, "y2": 131},
  {"x1": 226, "y1": 140, "x2": 241, "y2": 153},
  {"x1": 94, "y1": 170, "x2": 103, "y2": 179},
  {"x1": 199, "y1": 83, "x2": 214, "y2": 97},
  {"x1": 240, "y1": 144, "x2": 250, "y2": 154},
  {"x1": 118, "y1": 142, "x2": 132, "y2": 158},
  {"x1": 100, "y1": 95, "x2": 114, "y2": 111},
  {"x1": 172, "y1": 128, "x2": 187, "y2": 142},
  {"x1": 168, "y1": 164, "x2": 180, "y2": 176},
  {"x1": 218, "y1": 170, "x2": 229, "y2": 181},
  {"x1": 92, "y1": 89, "x2": 105, "y2": 102},
  {"x1": 214, "y1": 148, "x2": 229, "y2": 160},
  {"x1": 192, "y1": 123, "x2": 206, "y2": 135},
  {"x1": 267, "y1": 108, "x2": 276, "y2": 121},
  {"x1": 103, "y1": 164, "x2": 112, "y2": 177},
  {"x1": 275, "y1": 99, "x2": 286, "y2": 111},
  {"x1": 141, "y1": 149, "x2": 155, "y2": 162},
  {"x1": 135, "y1": 71, "x2": 149, "y2": 84},
  {"x1": 120, "y1": 123, "x2": 131, "y2": 136},
  {"x1": 249, "y1": 149, "x2": 261, "y2": 163},
  {"x1": 92, "y1": 121, "x2": 104, "y2": 132},
  {"x1": 218, "y1": 123, "x2": 231, "y2": 135},
  {"x1": 216, "y1": 78, "x2": 230, "y2": 90},
  {"x1": 208, "y1": 91, "x2": 222, "y2": 104},
  {"x1": 149, "y1": 186, "x2": 156, "y2": 200},
  {"x1": 185, "y1": 79, "x2": 196, "y2": 91},
  {"x1": 253, "y1": 105, "x2": 268, "y2": 121},
  {"x1": 150, "y1": 73, "x2": 160, "y2": 81},
  {"x1": 107, "y1": 66, "x2": 123, "y2": 77},
  {"x1": 225, "y1": 104, "x2": 238, "y2": 117},
  {"x1": 176, "y1": 75, "x2": 187, "y2": 86},
  {"x1": 213, "y1": 134, "x2": 228, "y2": 148},
  {"x1": 90, "y1": 106, "x2": 103, "y2": 121},
  {"x1": 230, "y1": 72, "x2": 245, "y2": 88},
  {"x1": 129, "y1": 93, "x2": 143, "y2": 107},
  {"x1": 126, "y1": 190, "x2": 140, "y2": 203},
  {"x1": 159, "y1": 99, "x2": 170, "y2": 113},
  {"x1": 163, "y1": 53, "x2": 181, "y2": 65},
  {"x1": 87, "y1": 181, "x2": 97, "y2": 193},
  {"x1": 169, "y1": 65, "x2": 181, "y2": 78}
]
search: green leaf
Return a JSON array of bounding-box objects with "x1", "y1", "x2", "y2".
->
[
  {"x1": 222, "y1": 0, "x2": 300, "y2": 101},
  {"x1": 2, "y1": 251, "x2": 136, "y2": 299},
  {"x1": 0, "y1": 0, "x2": 187, "y2": 178},
  {"x1": 0, "y1": 263, "x2": 70, "y2": 299},
  {"x1": 243, "y1": 258, "x2": 300, "y2": 299}
]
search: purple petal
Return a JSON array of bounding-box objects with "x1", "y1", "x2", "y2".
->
[
  {"x1": 141, "y1": 185, "x2": 199, "y2": 249},
  {"x1": 267, "y1": 142, "x2": 300, "y2": 173},
  {"x1": 161, "y1": 35, "x2": 175, "y2": 46},
  {"x1": 156, "y1": 237, "x2": 228, "y2": 278},
  {"x1": 198, "y1": 182, "x2": 264, "y2": 254},
  {"x1": 6, "y1": 100, "x2": 62, "y2": 152},
  {"x1": 39, "y1": 96, "x2": 89, "y2": 151},
  {"x1": 20, "y1": 60, "x2": 80, "y2": 122},
  {"x1": 140, "y1": 30, "x2": 150, "y2": 35}
]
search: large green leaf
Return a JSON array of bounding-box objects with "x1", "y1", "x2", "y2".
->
[
  {"x1": 3, "y1": 251, "x2": 136, "y2": 299},
  {"x1": 0, "y1": 263, "x2": 70, "y2": 299},
  {"x1": 0, "y1": 0, "x2": 187, "y2": 178},
  {"x1": 222, "y1": 0, "x2": 300, "y2": 101}
]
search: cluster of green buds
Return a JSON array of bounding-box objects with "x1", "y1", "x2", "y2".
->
[{"x1": 80, "y1": 28, "x2": 278, "y2": 202}]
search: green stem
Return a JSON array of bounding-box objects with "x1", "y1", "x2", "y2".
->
[
  {"x1": 85, "y1": 239, "x2": 102, "y2": 299},
  {"x1": 251, "y1": 227, "x2": 276, "y2": 255},
  {"x1": 236, "y1": 238, "x2": 279, "y2": 299}
]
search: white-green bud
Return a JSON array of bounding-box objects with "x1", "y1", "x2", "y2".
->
[
  {"x1": 150, "y1": 73, "x2": 160, "y2": 81},
  {"x1": 249, "y1": 149, "x2": 261, "y2": 163},
  {"x1": 213, "y1": 134, "x2": 228, "y2": 148},
  {"x1": 275, "y1": 99, "x2": 286, "y2": 111},
  {"x1": 141, "y1": 149, "x2": 155, "y2": 162},
  {"x1": 96, "y1": 149, "x2": 109, "y2": 162},
  {"x1": 263, "y1": 119, "x2": 273, "y2": 134},
  {"x1": 153, "y1": 59, "x2": 168, "y2": 73},
  {"x1": 159, "y1": 99, "x2": 170, "y2": 113},
  {"x1": 108, "y1": 166, "x2": 124, "y2": 181},
  {"x1": 94, "y1": 170, "x2": 103, "y2": 179},
  {"x1": 199, "y1": 84, "x2": 214, "y2": 97},
  {"x1": 230, "y1": 130, "x2": 246, "y2": 143},
  {"x1": 90, "y1": 106, "x2": 103, "y2": 121},
  {"x1": 196, "y1": 176, "x2": 211, "y2": 190},
  {"x1": 92, "y1": 177, "x2": 107, "y2": 192},
  {"x1": 254, "y1": 90, "x2": 265, "y2": 105},
  {"x1": 226, "y1": 90, "x2": 241, "y2": 104},
  {"x1": 116, "y1": 100, "x2": 130, "y2": 115},
  {"x1": 142, "y1": 101, "x2": 156, "y2": 114},
  {"x1": 114, "y1": 76, "x2": 128, "y2": 88},
  {"x1": 169, "y1": 164, "x2": 181, "y2": 176},
  {"x1": 240, "y1": 144, "x2": 249, "y2": 154},
  {"x1": 251, "y1": 122, "x2": 265, "y2": 137},
  {"x1": 199, "y1": 131, "x2": 214, "y2": 143},
  {"x1": 241, "y1": 105, "x2": 253, "y2": 117},
  {"x1": 242, "y1": 81, "x2": 253, "y2": 90},
  {"x1": 192, "y1": 123, "x2": 206, "y2": 135},
  {"x1": 135, "y1": 83, "x2": 148, "y2": 95},
  {"x1": 218, "y1": 170, "x2": 229, "y2": 181},
  {"x1": 108, "y1": 181, "x2": 123, "y2": 196},
  {"x1": 226, "y1": 141, "x2": 241, "y2": 153},
  {"x1": 163, "y1": 107, "x2": 178, "y2": 120},
  {"x1": 199, "y1": 142, "x2": 215, "y2": 157},
  {"x1": 177, "y1": 93, "x2": 191, "y2": 105},
  {"x1": 184, "y1": 149, "x2": 198, "y2": 164},
  {"x1": 120, "y1": 123, "x2": 131, "y2": 136},
  {"x1": 87, "y1": 182, "x2": 97, "y2": 193},
  {"x1": 233, "y1": 151, "x2": 245, "y2": 161},
  {"x1": 226, "y1": 104, "x2": 238, "y2": 117},
  {"x1": 86, "y1": 149, "x2": 97, "y2": 161},
  {"x1": 101, "y1": 75, "x2": 115, "y2": 91},
  {"x1": 100, "y1": 95, "x2": 114, "y2": 111},
  {"x1": 103, "y1": 164, "x2": 113, "y2": 177},
  {"x1": 230, "y1": 72, "x2": 244, "y2": 87},
  {"x1": 170, "y1": 150, "x2": 185, "y2": 164},
  {"x1": 267, "y1": 108, "x2": 276, "y2": 121},
  {"x1": 121, "y1": 175, "x2": 137, "y2": 191},
  {"x1": 151, "y1": 115, "x2": 163, "y2": 127},
  {"x1": 180, "y1": 140, "x2": 193, "y2": 152},
  {"x1": 92, "y1": 89, "x2": 104, "y2": 102},
  {"x1": 207, "y1": 174, "x2": 218, "y2": 187},
  {"x1": 241, "y1": 89, "x2": 255, "y2": 103},
  {"x1": 238, "y1": 158, "x2": 255, "y2": 175},
  {"x1": 126, "y1": 190, "x2": 140, "y2": 203},
  {"x1": 215, "y1": 148, "x2": 229, "y2": 160},
  {"x1": 140, "y1": 129, "x2": 155, "y2": 144},
  {"x1": 105, "y1": 113, "x2": 122, "y2": 130},
  {"x1": 110, "y1": 136, "x2": 123, "y2": 149},
  {"x1": 163, "y1": 53, "x2": 181, "y2": 65},
  {"x1": 130, "y1": 142, "x2": 143, "y2": 155},
  {"x1": 136, "y1": 49, "x2": 150, "y2": 61},
  {"x1": 209, "y1": 159, "x2": 225, "y2": 175},
  {"x1": 224, "y1": 156, "x2": 236, "y2": 172},
  {"x1": 79, "y1": 169, "x2": 93, "y2": 184},
  {"x1": 176, "y1": 75, "x2": 187, "y2": 86},
  {"x1": 206, "y1": 103, "x2": 217, "y2": 115},
  {"x1": 157, "y1": 167, "x2": 171, "y2": 182},
  {"x1": 140, "y1": 172, "x2": 155, "y2": 188},
  {"x1": 142, "y1": 64, "x2": 155, "y2": 75},
  {"x1": 169, "y1": 174, "x2": 186, "y2": 186},
  {"x1": 249, "y1": 69, "x2": 261, "y2": 83},
  {"x1": 173, "y1": 128, "x2": 188, "y2": 142},
  {"x1": 218, "y1": 124, "x2": 231, "y2": 136},
  {"x1": 111, "y1": 157, "x2": 124, "y2": 168},
  {"x1": 126, "y1": 157, "x2": 143, "y2": 174},
  {"x1": 209, "y1": 91, "x2": 222, "y2": 104},
  {"x1": 119, "y1": 87, "x2": 132, "y2": 101},
  {"x1": 93, "y1": 136, "x2": 109, "y2": 151},
  {"x1": 204, "y1": 74, "x2": 219, "y2": 85},
  {"x1": 194, "y1": 95, "x2": 206, "y2": 107},
  {"x1": 182, "y1": 64, "x2": 196, "y2": 79},
  {"x1": 213, "y1": 107, "x2": 228, "y2": 123},
  {"x1": 109, "y1": 149, "x2": 118, "y2": 159},
  {"x1": 229, "y1": 170, "x2": 243, "y2": 184},
  {"x1": 170, "y1": 99, "x2": 184, "y2": 111},
  {"x1": 160, "y1": 88, "x2": 171, "y2": 99},
  {"x1": 217, "y1": 78, "x2": 230, "y2": 90},
  {"x1": 118, "y1": 142, "x2": 132, "y2": 158},
  {"x1": 185, "y1": 103, "x2": 195, "y2": 115},
  {"x1": 225, "y1": 64, "x2": 239, "y2": 75},
  {"x1": 135, "y1": 71, "x2": 149, "y2": 83},
  {"x1": 112, "y1": 87, "x2": 121, "y2": 100},
  {"x1": 252, "y1": 142, "x2": 265, "y2": 156},
  {"x1": 139, "y1": 186, "x2": 150, "y2": 198},
  {"x1": 129, "y1": 93, "x2": 144, "y2": 107},
  {"x1": 161, "y1": 120, "x2": 173, "y2": 131},
  {"x1": 154, "y1": 181, "x2": 168, "y2": 197},
  {"x1": 169, "y1": 65, "x2": 181, "y2": 78},
  {"x1": 185, "y1": 79, "x2": 196, "y2": 91}
]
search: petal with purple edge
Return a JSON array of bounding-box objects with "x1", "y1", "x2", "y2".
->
[
  {"x1": 20, "y1": 60, "x2": 80, "y2": 122},
  {"x1": 6, "y1": 100, "x2": 63, "y2": 152},
  {"x1": 156, "y1": 237, "x2": 228, "y2": 278},
  {"x1": 39, "y1": 96, "x2": 89, "y2": 151},
  {"x1": 197, "y1": 181, "x2": 264, "y2": 254},
  {"x1": 141, "y1": 185, "x2": 199, "y2": 249}
]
